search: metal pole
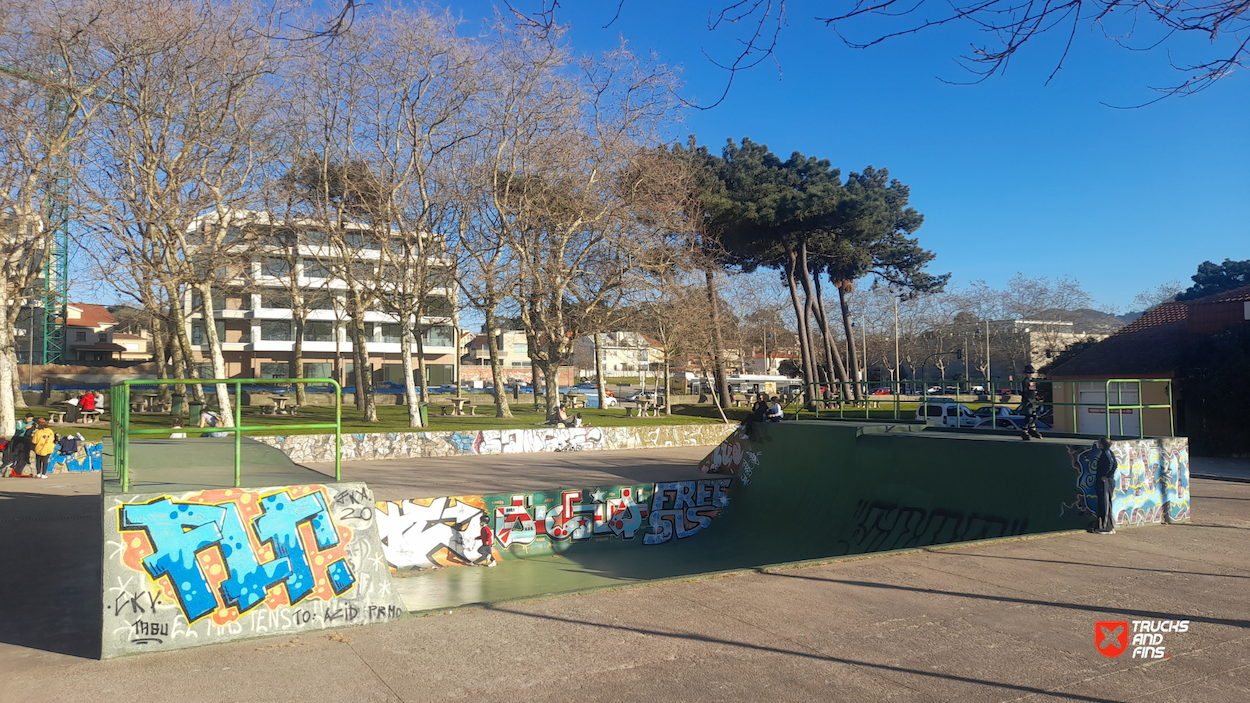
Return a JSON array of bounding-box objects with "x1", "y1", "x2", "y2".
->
[
  {"x1": 984, "y1": 320, "x2": 990, "y2": 383},
  {"x1": 893, "y1": 292, "x2": 899, "y2": 384},
  {"x1": 233, "y1": 380, "x2": 242, "y2": 487},
  {"x1": 334, "y1": 379, "x2": 342, "y2": 481}
]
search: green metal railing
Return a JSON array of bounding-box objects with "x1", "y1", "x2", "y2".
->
[
  {"x1": 773, "y1": 377, "x2": 1174, "y2": 438},
  {"x1": 110, "y1": 378, "x2": 342, "y2": 492}
]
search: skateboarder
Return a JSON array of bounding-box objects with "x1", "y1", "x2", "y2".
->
[{"x1": 1020, "y1": 365, "x2": 1043, "y2": 440}]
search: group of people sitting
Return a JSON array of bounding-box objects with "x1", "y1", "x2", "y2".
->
[
  {"x1": 63, "y1": 390, "x2": 104, "y2": 424},
  {"x1": 1, "y1": 413, "x2": 86, "y2": 479},
  {"x1": 741, "y1": 393, "x2": 785, "y2": 440},
  {"x1": 546, "y1": 405, "x2": 584, "y2": 428}
]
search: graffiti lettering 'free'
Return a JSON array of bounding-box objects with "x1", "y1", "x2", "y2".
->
[{"x1": 119, "y1": 487, "x2": 356, "y2": 624}]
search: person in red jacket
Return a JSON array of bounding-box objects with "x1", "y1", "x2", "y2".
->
[
  {"x1": 80, "y1": 391, "x2": 96, "y2": 412},
  {"x1": 478, "y1": 516, "x2": 496, "y2": 567}
]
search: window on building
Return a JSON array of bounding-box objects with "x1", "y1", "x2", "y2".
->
[
  {"x1": 258, "y1": 320, "x2": 292, "y2": 342},
  {"x1": 303, "y1": 261, "x2": 330, "y2": 279},
  {"x1": 259, "y1": 291, "x2": 293, "y2": 309},
  {"x1": 424, "y1": 295, "x2": 453, "y2": 317},
  {"x1": 191, "y1": 320, "x2": 226, "y2": 345},
  {"x1": 259, "y1": 362, "x2": 289, "y2": 379},
  {"x1": 302, "y1": 230, "x2": 328, "y2": 246},
  {"x1": 304, "y1": 291, "x2": 336, "y2": 311},
  {"x1": 261, "y1": 257, "x2": 291, "y2": 277},
  {"x1": 379, "y1": 324, "x2": 402, "y2": 344},
  {"x1": 303, "y1": 321, "x2": 335, "y2": 342},
  {"x1": 344, "y1": 232, "x2": 380, "y2": 250},
  {"x1": 303, "y1": 363, "x2": 332, "y2": 383},
  {"x1": 227, "y1": 321, "x2": 251, "y2": 343},
  {"x1": 75, "y1": 330, "x2": 86, "y2": 341},
  {"x1": 512, "y1": 343, "x2": 527, "y2": 354},
  {"x1": 195, "y1": 362, "x2": 215, "y2": 380},
  {"x1": 422, "y1": 325, "x2": 455, "y2": 348}
]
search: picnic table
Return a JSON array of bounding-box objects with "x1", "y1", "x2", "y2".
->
[
  {"x1": 270, "y1": 395, "x2": 293, "y2": 415},
  {"x1": 48, "y1": 410, "x2": 66, "y2": 424},
  {"x1": 562, "y1": 393, "x2": 586, "y2": 408}
]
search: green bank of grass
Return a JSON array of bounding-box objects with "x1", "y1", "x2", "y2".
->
[{"x1": 31, "y1": 402, "x2": 727, "y2": 443}]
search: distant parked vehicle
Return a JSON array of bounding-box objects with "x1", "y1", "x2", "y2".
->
[
  {"x1": 871, "y1": 387, "x2": 893, "y2": 395},
  {"x1": 915, "y1": 402, "x2": 979, "y2": 427},
  {"x1": 974, "y1": 416, "x2": 1052, "y2": 432},
  {"x1": 973, "y1": 406, "x2": 1017, "y2": 420}
]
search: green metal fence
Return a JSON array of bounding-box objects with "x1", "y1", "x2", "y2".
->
[
  {"x1": 777, "y1": 378, "x2": 1174, "y2": 439},
  {"x1": 109, "y1": 378, "x2": 342, "y2": 492}
]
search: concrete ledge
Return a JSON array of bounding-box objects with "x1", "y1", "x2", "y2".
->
[{"x1": 253, "y1": 423, "x2": 736, "y2": 463}]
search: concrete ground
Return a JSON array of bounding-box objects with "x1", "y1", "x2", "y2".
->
[
  {"x1": 1190, "y1": 455, "x2": 1250, "y2": 482},
  {"x1": 303, "y1": 445, "x2": 713, "y2": 500},
  {"x1": 2, "y1": 455, "x2": 1248, "y2": 702}
]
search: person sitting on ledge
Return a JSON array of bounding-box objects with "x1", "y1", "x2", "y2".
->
[{"x1": 546, "y1": 405, "x2": 570, "y2": 427}]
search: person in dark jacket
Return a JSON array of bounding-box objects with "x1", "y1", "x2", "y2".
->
[{"x1": 1093, "y1": 438, "x2": 1118, "y2": 534}]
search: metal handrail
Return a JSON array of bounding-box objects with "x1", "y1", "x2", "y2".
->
[
  {"x1": 111, "y1": 378, "x2": 342, "y2": 492},
  {"x1": 773, "y1": 377, "x2": 1173, "y2": 438}
]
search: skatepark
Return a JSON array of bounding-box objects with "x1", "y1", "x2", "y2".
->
[{"x1": 3, "y1": 404, "x2": 1248, "y2": 702}]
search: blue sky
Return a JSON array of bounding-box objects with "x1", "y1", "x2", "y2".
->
[{"x1": 446, "y1": 0, "x2": 1249, "y2": 312}]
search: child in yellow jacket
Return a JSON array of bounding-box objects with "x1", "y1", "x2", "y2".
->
[{"x1": 30, "y1": 419, "x2": 55, "y2": 479}]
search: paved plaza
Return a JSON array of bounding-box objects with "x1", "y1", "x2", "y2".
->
[{"x1": 1, "y1": 452, "x2": 1247, "y2": 702}]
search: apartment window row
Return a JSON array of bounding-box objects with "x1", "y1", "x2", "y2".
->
[
  {"x1": 192, "y1": 288, "x2": 450, "y2": 315},
  {"x1": 193, "y1": 321, "x2": 457, "y2": 346}
]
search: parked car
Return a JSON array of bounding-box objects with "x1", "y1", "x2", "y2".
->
[
  {"x1": 870, "y1": 387, "x2": 893, "y2": 395},
  {"x1": 974, "y1": 416, "x2": 1052, "y2": 432},
  {"x1": 915, "y1": 402, "x2": 979, "y2": 427},
  {"x1": 973, "y1": 406, "x2": 1017, "y2": 420},
  {"x1": 624, "y1": 390, "x2": 659, "y2": 402}
]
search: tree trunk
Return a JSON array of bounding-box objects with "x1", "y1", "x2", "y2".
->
[
  {"x1": 169, "y1": 286, "x2": 205, "y2": 403},
  {"x1": 194, "y1": 283, "x2": 233, "y2": 426},
  {"x1": 811, "y1": 269, "x2": 851, "y2": 400},
  {"x1": 542, "y1": 358, "x2": 560, "y2": 416},
  {"x1": 702, "y1": 264, "x2": 732, "y2": 404},
  {"x1": 663, "y1": 359, "x2": 671, "y2": 415},
  {"x1": 347, "y1": 310, "x2": 377, "y2": 422},
  {"x1": 400, "y1": 314, "x2": 422, "y2": 427},
  {"x1": 0, "y1": 268, "x2": 14, "y2": 437},
  {"x1": 9, "y1": 350, "x2": 26, "y2": 409},
  {"x1": 148, "y1": 304, "x2": 170, "y2": 403},
  {"x1": 835, "y1": 283, "x2": 861, "y2": 400},
  {"x1": 483, "y1": 312, "x2": 513, "y2": 419},
  {"x1": 593, "y1": 333, "x2": 607, "y2": 412},
  {"x1": 415, "y1": 322, "x2": 429, "y2": 404},
  {"x1": 292, "y1": 313, "x2": 306, "y2": 406},
  {"x1": 784, "y1": 250, "x2": 817, "y2": 409}
]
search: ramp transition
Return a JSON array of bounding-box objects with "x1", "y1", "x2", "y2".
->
[
  {"x1": 96, "y1": 422, "x2": 1190, "y2": 656},
  {"x1": 380, "y1": 422, "x2": 1191, "y2": 612}
]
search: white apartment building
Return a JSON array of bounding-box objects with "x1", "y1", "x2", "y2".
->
[{"x1": 185, "y1": 212, "x2": 460, "y2": 386}]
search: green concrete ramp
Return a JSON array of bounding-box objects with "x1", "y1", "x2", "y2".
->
[
  {"x1": 384, "y1": 422, "x2": 1191, "y2": 613},
  {"x1": 101, "y1": 436, "x2": 330, "y2": 493}
]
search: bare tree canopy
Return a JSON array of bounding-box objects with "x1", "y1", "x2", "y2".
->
[{"x1": 515, "y1": 0, "x2": 1247, "y2": 103}]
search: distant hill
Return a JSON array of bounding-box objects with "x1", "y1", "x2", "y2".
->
[{"x1": 1032, "y1": 308, "x2": 1128, "y2": 335}]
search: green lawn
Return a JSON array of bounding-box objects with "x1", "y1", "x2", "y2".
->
[{"x1": 29, "y1": 402, "x2": 726, "y2": 442}]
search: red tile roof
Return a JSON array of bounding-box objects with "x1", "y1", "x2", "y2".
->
[
  {"x1": 1046, "y1": 302, "x2": 1188, "y2": 379},
  {"x1": 67, "y1": 303, "x2": 117, "y2": 329}
]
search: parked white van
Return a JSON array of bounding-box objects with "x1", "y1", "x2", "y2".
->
[{"x1": 916, "y1": 402, "x2": 979, "y2": 427}]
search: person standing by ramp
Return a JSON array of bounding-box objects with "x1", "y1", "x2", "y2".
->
[
  {"x1": 1093, "y1": 438, "x2": 1118, "y2": 534},
  {"x1": 30, "y1": 419, "x2": 56, "y2": 480}
]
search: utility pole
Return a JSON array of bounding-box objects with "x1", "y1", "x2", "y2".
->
[
  {"x1": 893, "y1": 292, "x2": 899, "y2": 383},
  {"x1": 984, "y1": 320, "x2": 991, "y2": 383}
]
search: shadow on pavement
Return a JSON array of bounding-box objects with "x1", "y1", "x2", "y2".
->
[
  {"x1": 0, "y1": 487, "x2": 102, "y2": 659},
  {"x1": 484, "y1": 603, "x2": 1126, "y2": 703}
]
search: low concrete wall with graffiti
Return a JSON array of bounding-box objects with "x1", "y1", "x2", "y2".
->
[
  {"x1": 376, "y1": 478, "x2": 734, "y2": 572},
  {"x1": 1067, "y1": 437, "x2": 1190, "y2": 527},
  {"x1": 254, "y1": 423, "x2": 735, "y2": 464},
  {"x1": 102, "y1": 482, "x2": 404, "y2": 658},
  {"x1": 697, "y1": 423, "x2": 1190, "y2": 557}
]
